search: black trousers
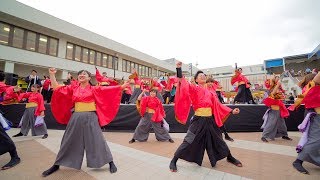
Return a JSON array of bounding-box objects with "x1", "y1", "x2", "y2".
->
[{"x1": 0, "y1": 125, "x2": 18, "y2": 158}]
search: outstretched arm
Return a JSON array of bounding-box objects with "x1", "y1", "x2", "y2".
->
[{"x1": 48, "y1": 68, "x2": 59, "y2": 90}]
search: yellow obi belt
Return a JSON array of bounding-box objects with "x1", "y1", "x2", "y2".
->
[
  {"x1": 315, "y1": 107, "x2": 320, "y2": 114},
  {"x1": 271, "y1": 105, "x2": 280, "y2": 110},
  {"x1": 75, "y1": 102, "x2": 96, "y2": 112},
  {"x1": 195, "y1": 108, "x2": 212, "y2": 117},
  {"x1": 147, "y1": 108, "x2": 155, "y2": 113},
  {"x1": 135, "y1": 85, "x2": 140, "y2": 88},
  {"x1": 26, "y1": 102, "x2": 38, "y2": 108}
]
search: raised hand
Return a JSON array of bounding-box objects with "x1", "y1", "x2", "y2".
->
[
  {"x1": 49, "y1": 68, "x2": 57, "y2": 75},
  {"x1": 176, "y1": 61, "x2": 182, "y2": 68}
]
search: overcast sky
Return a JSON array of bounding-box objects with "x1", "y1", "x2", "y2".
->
[{"x1": 17, "y1": 0, "x2": 320, "y2": 69}]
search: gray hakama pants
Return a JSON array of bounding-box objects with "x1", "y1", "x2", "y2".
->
[
  {"x1": 20, "y1": 107, "x2": 48, "y2": 136},
  {"x1": 298, "y1": 114, "x2": 320, "y2": 166},
  {"x1": 54, "y1": 112, "x2": 113, "y2": 170},
  {"x1": 262, "y1": 109, "x2": 288, "y2": 140},
  {"x1": 133, "y1": 113, "x2": 171, "y2": 142},
  {"x1": 128, "y1": 88, "x2": 142, "y2": 104}
]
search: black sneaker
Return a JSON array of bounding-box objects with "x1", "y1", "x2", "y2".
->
[
  {"x1": 261, "y1": 137, "x2": 268, "y2": 142},
  {"x1": 282, "y1": 136, "x2": 292, "y2": 141},
  {"x1": 42, "y1": 134, "x2": 48, "y2": 139},
  {"x1": 42, "y1": 165, "x2": 60, "y2": 177},
  {"x1": 225, "y1": 136, "x2": 234, "y2": 142},
  {"x1": 1, "y1": 157, "x2": 21, "y2": 170},
  {"x1": 169, "y1": 139, "x2": 174, "y2": 143},
  {"x1": 12, "y1": 132, "x2": 23, "y2": 137},
  {"x1": 129, "y1": 139, "x2": 135, "y2": 144},
  {"x1": 292, "y1": 161, "x2": 309, "y2": 174}
]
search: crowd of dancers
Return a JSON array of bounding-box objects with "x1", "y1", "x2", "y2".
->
[{"x1": 0, "y1": 62, "x2": 319, "y2": 176}]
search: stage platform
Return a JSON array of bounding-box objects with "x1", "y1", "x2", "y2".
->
[{"x1": 0, "y1": 104, "x2": 305, "y2": 132}]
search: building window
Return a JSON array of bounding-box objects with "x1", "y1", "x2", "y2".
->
[
  {"x1": 66, "y1": 43, "x2": 74, "y2": 60},
  {"x1": 108, "y1": 55, "x2": 113, "y2": 69},
  {"x1": 138, "y1": 65, "x2": 142, "y2": 75},
  {"x1": 131, "y1": 62, "x2": 135, "y2": 73},
  {"x1": 49, "y1": 38, "x2": 58, "y2": 56},
  {"x1": 12, "y1": 27, "x2": 24, "y2": 48},
  {"x1": 102, "y1": 54, "x2": 108, "y2": 67},
  {"x1": 135, "y1": 63, "x2": 138, "y2": 70},
  {"x1": 26, "y1": 31, "x2": 36, "y2": 51},
  {"x1": 74, "y1": 45, "x2": 81, "y2": 61},
  {"x1": 126, "y1": 60, "x2": 131, "y2": 73},
  {"x1": 82, "y1": 48, "x2": 89, "y2": 63},
  {"x1": 89, "y1": 50, "x2": 95, "y2": 64},
  {"x1": 38, "y1": 35, "x2": 48, "y2": 54},
  {"x1": 96, "y1": 52, "x2": 101, "y2": 66},
  {"x1": 146, "y1": 67, "x2": 149, "y2": 77},
  {"x1": 122, "y1": 60, "x2": 127, "y2": 72},
  {"x1": 0, "y1": 22, "x2": 10, "y2": 45}
]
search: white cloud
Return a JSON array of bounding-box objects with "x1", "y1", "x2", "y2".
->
[{"x1": 17, "y1": 0, "x2": 320, "y2": 69}]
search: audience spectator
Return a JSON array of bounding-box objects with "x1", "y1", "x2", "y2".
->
[{"x1": 25, "y1": 70, "x2": 41, "y2": 92}]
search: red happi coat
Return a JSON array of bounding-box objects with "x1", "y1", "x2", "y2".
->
[
  {"x1": 139, "y1": 96, "x2": 165, "y2": 123},
  {"x1": 174, "y1": 78, "x2": 232, "y2": 127},
  {"x1": 19, "y1": 92, "x2": 45, "y2": 116},
  {"x1": 302, "y1": 83, "x2": 320, "y2": 109},
  {"x1": 263, "y1": 93, "x2": 289, "y2": 118},
  {"x1": 0, "y1": 82, "x2": 20, "y2": 104},
  {"x1": 95, "y1": 68, "x2": 118, "y2": 86},
  {"x1": 51, "y1": 83, "x2": 122, "y2": 126},
  {"x1": 231, "y1": 72, "x2": 250, "y2": 90},
  {"x1": 124, "y1": 84, "x2": 132, "y2": 95}
]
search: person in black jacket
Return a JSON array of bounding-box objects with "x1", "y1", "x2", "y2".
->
[{"x1": 25, "y1": 70, "x2": 41, "y2": 92}]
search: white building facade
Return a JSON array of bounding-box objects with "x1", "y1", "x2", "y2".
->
[{"x1": 0, "y1": 0, "x2": 175, "y2": 84}]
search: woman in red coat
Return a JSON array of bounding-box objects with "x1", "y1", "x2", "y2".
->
[
  {"x1": 42, "y1": 68, "x2": 128, "y2": 177},
  {"x1": 12, "y1": 84, "x2": 48, "y2": 139}
]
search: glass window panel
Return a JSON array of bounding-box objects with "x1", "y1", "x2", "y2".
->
[
  {"x1": 146, "y1": 67, "x2": 149, "y2": 76},
  {"x1": 12, "y1": 27, "x2": 24, "y2": 48},
  {"x1": 122, "y1": 60, "x2": 126, "y2": 72},
  {"x1": 102, "y1": 54, "x2": 108, "y2": 67},
  {"x1": 108, "y1": 55, "x2": 113, "y2": 69},
  {"x1": 131, "y1": 62, "x2": 134, "y2": 73},
  {"x1": 138, "y1": 65, "x2": 142, "y2": 75},
  {"x1": 66, "y1": 43, "x2": 74, "y2": 59},
  {"x1": 89, "y1": 50, "x2": 95, "y2": 64},
  {"x1": 126, "y1": 61, "x2": 131, "y2": 73},
  {"x1": 74, "y1": 46, "x2": 81, "y2": 61},
  {"x1": 82, "y1": 48, "x2": 88, "y2": 63},
  {"x1": 135, "y1": 63, "x2": 138, "y2": 70},
  {"x1": 38, "y1": 35, "x2": 48, "y2": 54},
  {"x1": 96, "y1": 52, "x2": 101, "y2": 66},
  {"x1": 0, "y1": 23, "x2": 10, "y2": 45},
  {"x1": 26, "y1": 31, "x2": 36, "y2": 51},
  {"x1": 49, "y1": 38, "x2": 58, "y2": 56}
]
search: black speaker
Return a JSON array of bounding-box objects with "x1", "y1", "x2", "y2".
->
[{"x1": 5, "y1": 73, "x2": 18, "y2": 86}]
